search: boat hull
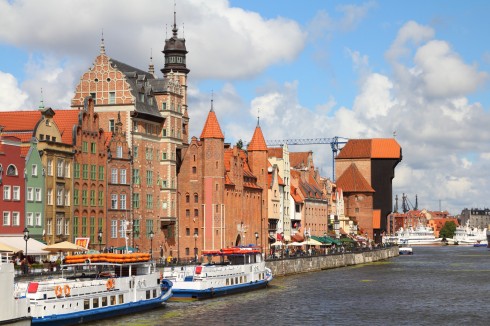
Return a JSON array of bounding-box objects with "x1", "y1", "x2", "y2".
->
[{"x1": 170, "y1": 279, "x2": 270, "y2": 301}]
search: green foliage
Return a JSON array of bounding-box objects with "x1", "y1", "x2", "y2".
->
[
  {"x1": 236, "y1": 139, "x2": 244, "y2": 149},
  {"x1": 439, "y1": 221, "x2": 457, "y2": 239}
]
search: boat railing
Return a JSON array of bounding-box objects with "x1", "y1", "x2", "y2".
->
[{"x1": 1, "y1": 252, "x2": 12, "y2": 264}]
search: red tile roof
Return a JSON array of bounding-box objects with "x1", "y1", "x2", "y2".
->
[
  {"x1": 290, "y1": 152, "x2": 311, "y2": 169},
  {"x1": 0, "y1": 111, "x2": 41, "y2": 131},
  {"x1": 336, "y1": 163, "x2": 375, "y2": 193},
  {"x1": 200, "y1": 109, "x2": 224, "y2": 139},
  {"x1": 291, "y1": 185, "x2": 303, "y2": 203},
  {"x1": 337, "y1": 138, "x2": 401, "y2": 159},
  {"x1": 268, "y1": 147, "x2": 283, "y2": 158},
  {"x1": 54, "y1": 110, "x2": 79, "y2": 144},
  {"x1": 247, "y1": 125, "x2": 267, "y2": 151}
]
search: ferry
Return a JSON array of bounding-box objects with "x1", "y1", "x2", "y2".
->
[
  {"x1": 395, "y1": 226, "x2": 441, "y2": 245},
  {"x1": 451, "y1": 223, "x2": 488, "y2": 245},
  {"x1": 0, "y1": 252, "x2": 31, "y2": 325},
  {"x1": 164, "y1": 246, "x2": 273, "y2": 301},
  {"x1": 16, "y1": 253, "x2": 172, "y2": 325},
  {"x1": 398, "y1": 241, "x2": 413, "y2": 255}
]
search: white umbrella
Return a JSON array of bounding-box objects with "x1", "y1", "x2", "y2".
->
[
  {"x1": 301, "y1": 238, "x2": 323, "y2": 246},
  {"x1": 287, "y1": 242, "x2": 303, "y2": 246},
  {"x1": 42, "y1": 241, "x2": 88, "y2": 253},
  {"x1": 271, "y1": 242, "x2": 284, "y2": 247}
]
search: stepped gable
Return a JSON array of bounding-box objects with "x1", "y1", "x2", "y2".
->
[
  {"x1": 337, "y1": 138, "x2": 401, "y2": 159},
  {"x1": 336, "y1": 163, "x2": 375, "y2": 193},
  {"x1": 247, "y1": 125, "x2": 267, "y2": 151},
  {"x1": 200, "y1": 108, "x2": 224, "y2": 139}
]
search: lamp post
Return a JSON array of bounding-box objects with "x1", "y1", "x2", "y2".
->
[
  {"x1": 98, "y1": 228, "x2": 103, "y2": 252},
  {"x1": 149, "y1": 230, "x2": 154, "y2": 259},
  {"x1": 254, "y1": 231, "x2": 259, "y2": 246},
  {"x1": 194, "y1": 232, "x2": 198, "y2": 261},
  {"x1": 23, "y1": 227, "x2": 29, "y2": 274}
]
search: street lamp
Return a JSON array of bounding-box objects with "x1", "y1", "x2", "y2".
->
[
  {"x1": 254, "y1": 231, "x2": 259, "y2": 246},
  {"x1": 149, "y1": 230, "x2": 154, "y2": 259},
  {"x1": 23, "y1": 227, "x2": 29, "y2": 274},
  {"x1": 194, "y1": 232, "x2": 198, "y2": 260},
  {"x1": 98, "y1": 228, "x2": 103, "y2": 252}
]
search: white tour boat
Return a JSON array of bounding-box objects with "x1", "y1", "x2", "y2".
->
[
  {"x1": 398, "y1": 240, "x2": 413, "y2": 255},
  {"x1": 0, "y1": 252, "x2": 31, "y2": 325},
  {"x1": 164, "y1": 247, "x2": 273, "y2": 301},
  {"x1": 450, "y1": 223, "x2": 488, "y2": 245},
  {"x1": 395, "y1": 226, "x2": 441, "y2": 245},
  {"x1": 16, "y1": 253, "x2": 172, "y2": 325}
]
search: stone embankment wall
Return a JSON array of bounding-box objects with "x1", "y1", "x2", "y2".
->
[{"x1": 266, "y1": 247, "x2": 398, "y2": 277}]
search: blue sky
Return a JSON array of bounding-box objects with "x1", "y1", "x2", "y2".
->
[{"x1": 1, "y1": 0, "x2": 490, "y2": 214}]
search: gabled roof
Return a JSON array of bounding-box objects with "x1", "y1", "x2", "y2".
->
[
  {"x1": 268, "y1": 147, "x2": 283, "y2": 158},
  {"x1": 200, "y1": 109, "x2": 224, "y2": 139},
  {"x1": 54, "y1": 110, "x2": 79, "y2": 144},
  {"x1": 337, "y1": 138, "x2": 401, "y2": 159},
  {"x1": 247, "y1": 125, "x2": 267, "y2": 151},
  {"x1": 290, "y1": 184, "x2": 303, "y2": 203},
  {"x1": 336, "y1": 163, "x2": 375, "y2": 193},
  {"x1": 290, "y1": 152, "x2": 311, "y2": 169}
]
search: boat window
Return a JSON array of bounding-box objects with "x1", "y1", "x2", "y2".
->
[
  {"x1": 84, "y1": 299, "x2": 90, "y2": 310},
  {"x1": 110, "y1": 295, "x2": 116, "y2": 305},
  {"x1": 102, "y1": 297, "x2": 108, "y2": 307},
  {"x1": 93, "y1": 298, "x2": 99, "y2": 308},
  {"x1": 119, "y1": 294, "x2": 124, "y2": 304},
  {"x1": 153, "y1": 289, "x2": 157, "y2": 298},
  {"x1": 226, "y1": 279, "x2": 229, "y2": 285}
]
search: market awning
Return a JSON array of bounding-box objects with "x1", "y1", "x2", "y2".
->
[{"x1": 0, "y1": 236, "x2": 49, "y2": 256}]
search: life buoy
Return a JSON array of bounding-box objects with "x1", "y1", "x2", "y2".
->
[
  {"x1": 54, "y1": 285, "x2": 63, "y2": 297},
  {"x1": 64, "y1": 284, "x2": 71, "y2": 296},
  {"x1": 106, "y1": 278, "x2": 115, "y2": 290}
]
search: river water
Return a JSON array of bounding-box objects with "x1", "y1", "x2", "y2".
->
[{"x1": 90, "y1": 246, "x2": 489, "y2": 326}]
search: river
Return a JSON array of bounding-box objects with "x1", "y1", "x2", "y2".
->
[{"x1": 90, "y1": 246, "x2": 489, "y2": 326}]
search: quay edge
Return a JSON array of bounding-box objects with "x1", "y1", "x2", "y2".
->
[{"x1": 266, "y1": 247, "x2": 398, "y2": 277}]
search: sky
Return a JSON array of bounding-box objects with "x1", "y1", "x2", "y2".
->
[{"x1": 1, "y1": 0, "x2": 490, "y2": 215}]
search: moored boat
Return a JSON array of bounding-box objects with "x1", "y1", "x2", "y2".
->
[
  {"x1": 451, "y1": 223, "x2": 487, "y2": 245},
  {"x1": 164, "y1": 246, "x2": 273, "y2": 301},
  {"x1": 0, "y1": 252, "x2": 31, "y2": 325},
  {"x1": 16, "y1": 253, "x2": 172, "y2": 325},
  {"x1": 395, "y1": 226, "x2": 441, "y2": 245},
  {"x1": 398, "y1": 240, "x2": 413, "y2": 255}
]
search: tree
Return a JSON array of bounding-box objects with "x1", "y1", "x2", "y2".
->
[
  {"x1": 236, "y1": 139, "x2": 244, "y2": 150},
  {"x1": 439, "y1": 221, "x2": 457, "y2": 239}
]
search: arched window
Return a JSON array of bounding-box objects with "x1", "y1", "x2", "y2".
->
[{"x1": 7, "y1": 164, "x2": 17, "y2": 176}]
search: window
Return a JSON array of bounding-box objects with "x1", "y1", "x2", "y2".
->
[
  {"x1": 186, "y1": 228, "x2": 190, "y2": 236},
  {"x1": 64, "y1": 163, "x2": 70, "y2": 178},
  {"x1": 162, "y1": 102, "x2": 167, "y2": 110},
  {"x1": 90, "y1": 165, "x2": 96, "y2": 180},
  {"x1": 111, "y1": 168, "x2": 118, "y2": 184},
  {"x1": 65, "y1": 190, "x2": 70, "y2": 206},
  {"x1": 13, "y1": 186, "x2": 20, "y2": 201},
  {"x1": 90, "y1": 190, "x2": 95, "y2": 206},
  {"x1": 6, "y1": 164, "x2": 17, "y2": 176},
  {"x1": 109, "y1": 92, "x2": 116, "y2": 104},
  {"x1": 3, "y1": 212, "x2": 10, "y2": 225},
  {"x1": 82, "y1": 190, "x2": 87, "y2": 206},
  {"x1": 185, "y1": 194, "x2": 190, "y2": 203},
  {"x1": 186, "y1": 209, "x2": 190, "y2": 217},
  {"x1": 146, "y1": 194, "x2": 153, "y2": 209},
  {"x1": 91, "y1": 142, "x2": 96, "y2": 154},
  {"x1": 56, "y1": 187, "x2": 64, "y2": 206},
  {"x1": 31, "y1": 164, "x2": 37, "y2": 176},
  {"x1": 12, "y1": 212, "x2": 19, "y2": 226},
  {"x1": 98, "y1": 166, "x2": 105, "y2": 180},
  {"x1": 133, "y1": 219, "x2": 140, "y2": 239},
  {"x1": 27, "y1": 188, "x2": 34, "y2": 201},
  {"x1": 146, "y1": 219, "x2": 153, "y2": 238},
  {"x1": 116, "y1": 146, "x2": 123, "y2": 158},
  {"x1": 27, "y1": 212, "x2": 34, "y2": 226},
  {"x1": 82, "y1": 164, "x2": 88, "y2": 179},
  {"x1": 73, "y1": 189, "x2": 78, "y2": 205},
  {"x1": 133, "y1": 169, "x2": 140, "y2": 184},
  {"x1": 74, "y1": 163, "x2": 80, "y2": 178},
  {"x1": 133, "y1": 121, "x2": 138, "y2": 132},
  {"x1": 162, "y1": 129, "x2": 167, "y2": 137},
  {"x1": 133, "y1": 146, "x2": 138, "y2": 159},
  {"x1": 120, "y1": 194, "x2": 126, "y2": 210},
  {"x1": 35, "y1": 188, "x2": 41, "y2": 202},
  {"x1": 47, "y1": 159, "x2": 53, "y2": 176},
  {"x1": 146, "y1": 170, "x2": 153, "y2": 185},
  {"x1": 162, "y1": 152, "x2": 167, "y2": 160},
  {"x1": 3, "y1": 185, "x2": 10, "y2": 200},
  {"x1": 120, "y1": 169, "x2": 127, "y2": 184},
  {"x1": 111, "y1": 194, "x2": 118, "y2": 209},
  {"x1": 194, "y1": 209, "x2": 199, "y2": 217},
  {"x1": 47, "y1": 189, "x2": 53, "y2": 205},
  {"x1": 90, "y1": 92, "x2": 96, "y2": 104},
  {"x1": 56, "y1": 215, "x2": 63, "y2": 235},
  {"x1": 98, "y1": 191, "x2": 104, "y2": 207},
  {"x1": 35, "y1": 213, "x2": 41, "y2": 226},
  {"x1": 132, "y1": 193, "x2": 140, "y2": 209},
  {"x1": 82, "y1": 141, "x2": 88, "y2": 153},
  {"x1": 64, "y1": 218, "x2": 70, "y2": 235},
  {"x1": 47, "y1": 218, "x2": 53, "y2": 235},
  {"x1": 194, "y1": 194, "x2": 199, "y2": 203},
  {"x1": 111, "y1": 220, "x2": 117, "y2": 238},
  {"x1": 192, "y1": 166, "x2": 197, "y2": 174},
  {"x1": 57, "y1": 159, "x2": 64, "y2": 177}
]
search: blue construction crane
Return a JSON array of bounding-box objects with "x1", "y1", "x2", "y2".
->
[{"x1": 264, "y1": 136, "x2": 348, "y2": 180}]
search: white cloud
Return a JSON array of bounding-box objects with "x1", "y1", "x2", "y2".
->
[{"x1": 0, "y1": 71, "x2": 28, "y2": 110}]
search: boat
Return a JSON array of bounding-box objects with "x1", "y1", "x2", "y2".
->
[
  {"x1": 451, "y1": 223, "x2": 488, "y2": 245},
  {"x1": 16, "y1": 253, "x2": 172, "y2": 325},
  {"x1": 487, "y1": 226, "x2": 490, "y2": 248},
  {"x1": 0, "y1": 252, "x2": 31, "y2": 325},
  {"x1": 398, "y1": 241, "x2": 413, "y2": 255},
  {"x1": 164, "y1": 246, "x2": 273, "y2": 301},
  {"x1": 395, "y1": 225, "x2": 441, "y2": 245}
]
